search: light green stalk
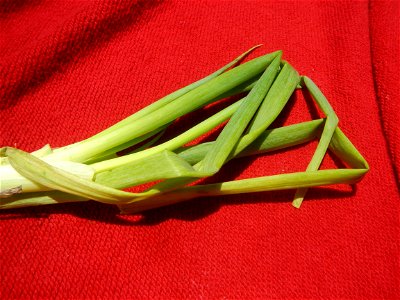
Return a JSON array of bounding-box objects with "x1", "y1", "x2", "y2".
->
[
  {"x1": 119, "y1": 124, "x2": 369, "y2": 213},
  {"x1": 230, "y1": 62, "x2": 300, "y2": 156},
  {"x1": 51, "y1": 45, "x2": 262, "y2": 157},
  {"x1": 45, "y1": 50, "x2": 280, "y2": 163},
  {"x1": 199, "y1": 54, "x2": 283, "y2": 173},
  {"x1": 84, "y1": 124, "x2": 170, "y2": 164},
  {"x1": 0, "y1": 118, "x2": 368, "y2": 211},
  {"x1": 292, "y1": 76, "x2": 339, "y2": 208},
  {"x1": 144, "y1": 58, "x2": 298, "y2": 195},
  {"x1": 0, "y1": 119, "x2": 323, "y2": 209},
  {"x1": 85, "y1": 45, "x2": 262, "y2": 141},
  {"x1": 120, "y1": 169, "x2": 367, "y2": 214},
  {"x1": 90, "y1": 97, "x2": 245, "y2": 173},
  {"x1": 0, "y1": 47, "x2": 272, "y2": 194},
  {"x1": 176, "y1": 119, "x2": 324, "y2": 165}
]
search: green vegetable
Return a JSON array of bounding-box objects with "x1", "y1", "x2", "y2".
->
[
  {"x1": 292, "y1": 76, "x2": 339, "y2": 208},
  {"x1": 0, "y1": 46, "x2": 369, "y2": 213}
]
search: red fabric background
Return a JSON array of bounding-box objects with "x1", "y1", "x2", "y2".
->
[{"x1": 1, "y1": 0, "x2": 399, "y2": 299}]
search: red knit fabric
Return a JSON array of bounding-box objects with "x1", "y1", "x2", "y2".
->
[
  {"x1": 369, "y1": 0, "x2": 400, "y2": 185},
  {"x1": 0, "y1": 0, "x2": 399, "y2": 299}
]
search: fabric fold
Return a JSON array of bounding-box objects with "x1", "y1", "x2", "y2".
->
[
  {"x1": 0, "y1": 0, "x2": 158, "y2": 108},
  {"x1": 369, "y1": 0, "x2": 400, "y2": 185}
]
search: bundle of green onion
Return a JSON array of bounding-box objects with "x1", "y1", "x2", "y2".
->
[{"x1": 0, "y1": 46, "x2": 369, "y2": 213}]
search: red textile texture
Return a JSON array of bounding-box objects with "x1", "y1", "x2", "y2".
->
[
  {"x1": 369, "y1": 0, "x2": 400, "y2": 185},
  {"x1": 0, "y1": 0, "x2": 399, "y2": 299}
]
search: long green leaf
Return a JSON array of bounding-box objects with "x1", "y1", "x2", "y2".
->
[
  {"x1": 51, "y1": 45, "x2": 262, "y2": 156},
  {"x1": 90, "y1": 97, "x2": 244, "y2": 172},
  {"x1": 119, "y1": 124, "x2": 369, "y2": 213},
  {"x1": 1, "y1": 120, "x2": 368, "y2": 211},
  {"x1": 177, "y1": 119, "x2": 324, "y2": 164},
  {"x1": 230, "y1": 62, "x2": 300, "y2": 156},
  {"x1": 119, "y1": 169, "x2": 368, "y2": 214},
  {"x1": 48, "y1": 50, "x2": 281, "y2": 163},
  {"x1": 199, "y1": 54, "x2": 282, "y2": 173},
  {"x1": 292, "y1": 76, "x2": 339, "y2": 208},
  {"x1": 0, "y1": 120, "x2": 323, "y2": 209},
  {"x1": 85, "y1": 45, "x2": 263, "y2": 140},
  {"x1": 145, "y1": 59, "x2": 299, "y2": 195}
]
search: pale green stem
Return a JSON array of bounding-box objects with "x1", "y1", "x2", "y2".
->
[
  {"x1": 292, "y1": 76, "x2": 339, "y2": 208},
  {"x1": 177, "y1": 119, "x2": 324, "y2": 165},
  {"x1": 91, "y1": 98, "x2": 245, "y2": 173},
  {"x1": 51, "y1": 45, "x2": 262, "y2": 155},
  {"x1": 144, "y1": 60, "x2": 298, "y2": 195},
  {"x1": 1, "y1": 119, "x2": 368, "y2": 211},
  {"x1": 120, "y1": 169, "x2": 368, "y2": 214},
  {"x1": 119, "y1": 124, "x2": 369, "y2": 213},
  {"x1": 46, "y1": 51, "x2": 279, "y2": 163},
  {"x1": 231, "y1": 62, "x2": 300, "y2": 156},
  {"x1": 86, "y1": 45, "x2": 262, "y2": 141},
  {"x1": 200, "y1": 54, "x2": 282, "y2": 173},
  {"x1": 0, "y1": 119, "x2": 324, "y2": 209},
  {"x1": 83, "y1": 123, "x2": 170, "y2": 164}
]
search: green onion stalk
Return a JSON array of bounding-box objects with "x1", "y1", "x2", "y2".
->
[{"x1": 0, "y1": 46, "x2": 369, "y2": 213}]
